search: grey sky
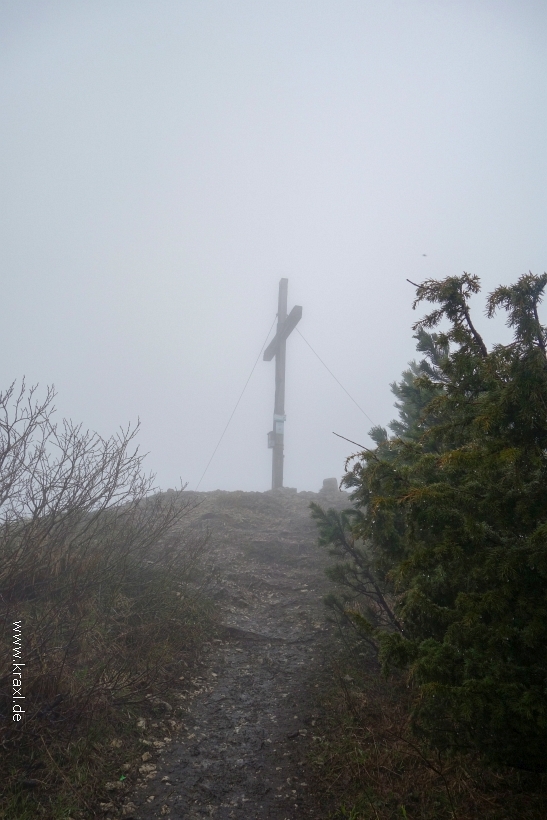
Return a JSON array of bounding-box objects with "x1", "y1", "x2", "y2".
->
[{"x1": 1, "y1": 1, "x2": 546, "y2": 492}]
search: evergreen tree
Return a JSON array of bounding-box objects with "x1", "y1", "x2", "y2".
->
[{"x1": 316, "y1": 272, "x2": 547, "y2": 772}]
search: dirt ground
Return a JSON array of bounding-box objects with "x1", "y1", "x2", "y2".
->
[{"x1": 126, "y1": 485, "x2": 351, "y2": 820}]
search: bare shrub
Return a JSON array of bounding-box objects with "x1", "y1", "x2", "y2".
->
[{"x1": 0, "y1": 382, "x2": 212, "y2": 813}]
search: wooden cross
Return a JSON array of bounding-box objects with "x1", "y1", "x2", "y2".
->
[{"x1": 263, "y1": 278, "x2": 302, "y2": 489}]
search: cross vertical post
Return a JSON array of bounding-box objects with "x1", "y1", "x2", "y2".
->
[
  {"x1": 263, "y1": 279, "x2": 302, "y2": 490},
  {"x1": 272, "y1": 279, "x2": 288, "y2": 489}
]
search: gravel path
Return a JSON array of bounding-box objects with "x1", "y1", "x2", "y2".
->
[{"x1": 128, "y1": 487, "x2": 348, "y2": 820}]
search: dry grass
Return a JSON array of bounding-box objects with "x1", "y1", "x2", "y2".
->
[
  {"x1": 0, "y1": 496, "x2": 215, "y2": 819},
  {"x1": 308, "y1": 649, "x2": 547, "y2": 820}
]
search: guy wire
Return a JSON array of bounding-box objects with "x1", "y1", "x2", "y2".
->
[
  {"x1": 195, "y1": 315, "x2": 278, "y2": 490},
  {"x1": 295, "y1": 327, "x2": 376, "y2": 426}
]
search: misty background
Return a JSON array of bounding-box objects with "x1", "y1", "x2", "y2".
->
[{"x1": 0, "y1": 1, "x2": 546, "y2": 492}]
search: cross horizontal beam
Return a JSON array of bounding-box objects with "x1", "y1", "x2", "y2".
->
[{"x1": 263, "y1": 304, "x2": 303, "y2": 361}]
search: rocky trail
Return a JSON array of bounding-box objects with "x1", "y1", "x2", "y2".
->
[{"x1": 128, "y1": 484, "x2": 350, "y2": 820}]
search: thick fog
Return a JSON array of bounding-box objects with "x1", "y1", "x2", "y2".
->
[{"x1": 1, "y1": 1, "x2": 546, "y2": 492}]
